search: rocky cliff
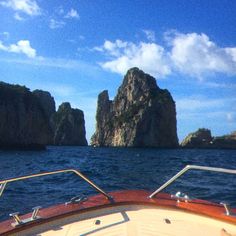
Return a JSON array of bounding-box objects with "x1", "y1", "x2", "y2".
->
[
  {"x1": 53, "y1": 102, "x2": 88, "y2": 146},
  {"x1": 91, "y1": 67, "x2": 178, "y2": 147},
  {"x1": 181, "y1": 129, "x2": 236, "y2": 149},
  {"x1": 0, "y1": 82, "x2": 52, "y2": 149},
  {"x1": 0, "y1": 82, "x2": 88, "y2": 149}
]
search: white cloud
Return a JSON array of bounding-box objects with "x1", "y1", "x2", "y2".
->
[
  {"x1": 49, "y1": 19, "x2": 65, "y2": 29},
  {"x1": 49, "y1": 6, "x2": 79, "y2": 29},
  {"x1": 96, "y1": 32, "x2": 236, "y2": 79},
  {"x1": 65, "y1": 8, "x2": 79, "y2": 19},
  {"x1": 1, "y1": 31, "x2": 10, "y2": 39},
  {"x1": 0, "y1": 41, "x2": 7, "y2": 50},
  {"x1": 170, "y1": 32, "x2": 236, "y2": 78},
  {"x1": 0, "y1": 0, "x2": 41, "y2": 16},
  {"x1": 143, "y1": 29, "x2": 156, "y2": 42},
  {"x1": 95, "y1": 39, "x2": 171, "y2": 78},
  {"x1": 0, "y1": 40, "x2": 36, "y2": 58},
  {"x1": 95, "y1": 39, "x2": 128, "y2": 57},
  {"x1": 226, "y1": 113, "x2": 235, "y2": 122},
  {"x1": 0, "y1": 31, "x2": 10, "y2": 40},
  {"x1": 14, "y1": 12, "x2": 24, "y2": 20},
  {"x1": 225, "y1": 47, "x2": 236, "y2": 62}
]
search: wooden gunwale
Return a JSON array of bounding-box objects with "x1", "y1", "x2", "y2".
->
[{"x1": 0, "y1": 190, "x2": 235, "y2": 235}]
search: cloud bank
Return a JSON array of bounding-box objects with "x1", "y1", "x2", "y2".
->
[
  {"x1": 95, "y1": 32, "x2": 236, "y2": 79},
  {"x1": 170, "y1": 33, "x2": 236, "y2": 78},
  {"x1": 95, "y1": 40, "x2": 171, "y2": 78}
]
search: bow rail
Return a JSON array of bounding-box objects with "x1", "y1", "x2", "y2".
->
[
  {"x1": 149, "y1": 165, "x2": 236, "y2": 198},
  {"x1": 0, "y1": 169, "x2": 112, "y2": 200}
]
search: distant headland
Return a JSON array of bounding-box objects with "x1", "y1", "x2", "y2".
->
[{"x1": 0, "y1": 67, "x2": 235, "y2": 150}]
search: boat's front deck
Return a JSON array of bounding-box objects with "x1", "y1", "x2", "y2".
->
[{"x1": 10, "y1": 204, "x2": 236, "y2": 236}]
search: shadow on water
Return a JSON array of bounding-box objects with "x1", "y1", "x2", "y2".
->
[{"x1": 0, "y1": 146, "x2": 236, "y2": 220}]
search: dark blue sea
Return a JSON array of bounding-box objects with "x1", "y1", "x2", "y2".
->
[{"x1": 0, "y1": 147, "x2": 236, "y2": 221}]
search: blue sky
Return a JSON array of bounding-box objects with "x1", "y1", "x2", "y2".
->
[{"x1": 0, "y1": 0, "x2": 236, "y2": 142}]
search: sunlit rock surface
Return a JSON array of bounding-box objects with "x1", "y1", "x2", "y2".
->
[{"x1": 91, "y1": 67, "x2": 178, "y2": 147}]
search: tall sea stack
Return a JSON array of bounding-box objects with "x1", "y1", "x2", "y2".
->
[{"x1": 91, "y1": 67, "x2": 178, "y2": 147}]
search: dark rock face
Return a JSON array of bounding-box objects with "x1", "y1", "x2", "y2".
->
[
  {"x1": 33, "y1": 90, "x2": 56, "y2": 144},
  {"x1": 0, "y1": 82, "x2": 51, "y2": 149},
  {"x1": 181, "y1": 129, "x2": 236, "y2": 149},
  {"x1": 91, "y1": 67, "x2": 178, "y2": 147},
  {"x1": 180, "y1": 128, "x2": 213, "y2": 148},
  {"x1": 53, "y1": 102, "x2": 88, "y2": 146},
  {"x1": 33, "y1": 90, "x2": 56, "y2": 120}
]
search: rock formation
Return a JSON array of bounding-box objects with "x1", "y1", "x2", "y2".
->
[
  {"x1": 53, "y1": 102, "x2": 88, "y2": 146},
  {"x1": 180, "y1": 128, "x2": 213, "y2": 148},
  {"x1": 0, "y1": 82, "x2": 52, "y2": 149},
  {"x1": 181, "y1": 129, "x2": 236, "y2": 149},
  {"x1": 91, "y1": 67, "x2": 178, "y2": 147}
]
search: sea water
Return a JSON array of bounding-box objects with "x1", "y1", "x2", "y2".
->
[{"x1": 0, "y1": 146, "x2": 236, "y2": 220}]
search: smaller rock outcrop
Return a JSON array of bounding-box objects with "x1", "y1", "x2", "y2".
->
[
  {"x1": 53, "y1": 102, "x2": 88, "y2": 146},
  {"x1": 212, "y1": 131, "x2": 236, "y2": 149},
  {"x1": 181, "y1": 128, "x2": 213, "y2": 148},
  {"x1": 181, "y1": 129, "x2": 236, "y2": 149}
]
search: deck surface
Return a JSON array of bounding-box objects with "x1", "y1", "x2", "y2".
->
[
  {"x1": 0, "y1": 190, "x2": 236, "y2": 235},
  {"x1": 21, "y1": 205, "x2": 236, "y2": 236}
]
